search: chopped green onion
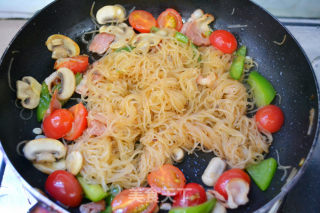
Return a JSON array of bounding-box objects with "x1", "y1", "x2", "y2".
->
[
  {"x1": 75, "y1": 73, "x2": 83, "y2": 86},
  {"x1": 175, "y1": 32, "x2": 189, "y2": 44},
  {"x1": 36, "y1": 83, "x2": 51, "y2": 122},
  {"x1": 115, "y1": 46, "x2": 135, "y2": 52},
  {"x1": 77, "y1": 177, "x2": 108, "y2": 202},
  {"x1": 150, "y1": 26, "x2": 160, "y2": 33}
]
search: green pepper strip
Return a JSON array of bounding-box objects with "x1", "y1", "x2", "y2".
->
[
  {"x1": 115, "y1": 45, "x2": 135, "y2": 52},
  {"x1": 75, "y1": 73, "x2": 83, "y2": 86},
  {"x1": 169, "y1": 199, "x2": 216, "y2": 213},
  {"x1": 36, "y1": 83, "x2": 51, "y2": 122},
  {"x1": 175, "y1": 32, "x2": 189, "y2": 44},
  {"x1": 236, "y1": 45, "x2": 247, "y2": 57},
  {"x1": 77, "y1": 177, "x2": 108, "y2": 202},
  {"x1": 229, "y1": 46, "x2": 247, "y2": 80},
  {"x1": 247, "y1": 71, "x2": 276, "y2": 107},
  {"x1": 150, "y1": 26, "x2": 160, "y2": 33},
  {"x1": 246, "y1": 157, "x2": 277, "y2": 191}
]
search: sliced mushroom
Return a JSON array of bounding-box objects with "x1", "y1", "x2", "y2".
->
[
  {"x1": 66, "y1": 151, "x2": 83, "y2": 175},
  {"x1": 202, "y1": 157, "x2": 226, "y2": 186},
  {"x1": 99, "y1": 23, "x2": 135, "y2": 49},
  {"x1": 46, "y1": 34, "x2": 80, "y2": 59},
  {"x1": 44, "y1": 68, "x2": 76, "y2": 100},
  {"x1": 23, "y1": 138, "x2": 67, "y2": 163},
  {"x1": 16, "y1": 76, "x2": 42, "y2": 109},
  {"x1": 172, "y1": 148, "x2": 185, "y2": 163},
  {"x1": 96, "y1": 5, "x2": 126, "y2": 24},
  {"x1": 33, "y1": 159, "x2": 66, "y2": 174},
  {"x1": 131, "y1": 33, "x2": 161, "y2": 53}
]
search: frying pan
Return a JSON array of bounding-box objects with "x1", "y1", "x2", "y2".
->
[{"x1": 0, "y1": 0, "x2": 318, "y2": 212}]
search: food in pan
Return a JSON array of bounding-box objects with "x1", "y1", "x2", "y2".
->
[{"x1": 16, "y1": 4, "x2": 285, "y2": 212}]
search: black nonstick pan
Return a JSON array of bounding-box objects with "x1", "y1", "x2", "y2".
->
[{"x1": 0, "y1": 0, "x2": 319, "y2": 212}]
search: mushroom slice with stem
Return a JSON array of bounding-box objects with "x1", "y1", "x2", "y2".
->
[
  {"x1": 131, "y1": 33, "x2": 162, "y2": 53},
  {"x1": 99, "y1": 23, "x2": 135, "y2": 49},
  {"x1": 16, "y1": 76, "x2": 42, "y2": 109},
  {"x1": 46, "y1": 34, "x2": 80, "y2": 59},
  {"x1": 172, "y1": 147, "x2": 185, "y2": 163},
  {"x1": 23, "y1": 138, "x2": 67, "y2": 163},
  {"x1": 96, "y1": 5, "x2": 126, "y2": 24},
  {"x1": 33, "y1": 159, "x2": 66, "y2": 175},
  {"x1": 44, "y1": 67, "x2": 76, "y2": 101},
  {"x1": 66, "y1": 151, "x2": 83, "y2": 175}
]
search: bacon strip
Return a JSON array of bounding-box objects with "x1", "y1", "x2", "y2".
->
[{"x1": 89, "y1": 33, "x2": 115, "y2": 54}]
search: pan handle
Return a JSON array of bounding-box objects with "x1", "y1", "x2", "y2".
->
[{"x1": 29, "y1": 202, "x2": 58, "y2": 213}]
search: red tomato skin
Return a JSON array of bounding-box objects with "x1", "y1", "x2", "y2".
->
[
  {"x1": 64, "y1": 103, "x2": 88, "y2": 141},
  {"x1": 45, "y1": 170, "x2": 83, "y2": 207},
  {"x1": 43, "y1": 109, "x2": 74, "y2": 139},
  {"x1": 147, "y1": 164, "x2": 186, "y2": 196},
  {"x1": 54, "y1": 55, "x2": 89, "y2": 74},
  {"x1": 209, "y1": 30, "x2": 237, "y2": 54},
  {"x1": 255, "y1": 105, "x2": 284, "y2": 133},
  {"x1": 129, "y1": 10, "x2": 157, "y2": 33},
  {"x1": 214, "y1": 169, "x2": 250, "y2": 200},
  {"x1": 111, "y1": 187, "x2": 158, "y2": 213},
  {"x1": 173, "y1": 183, "x2": 207, "y2": 208},
  {"x1": 157, "y1": 8, "x2": 183, "y2": 31}
]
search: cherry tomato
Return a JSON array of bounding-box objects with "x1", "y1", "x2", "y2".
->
[
  {"x1": 255, "y1": 105, "x2": 284, "y2": 133},
  {"x1": 214, "y1": 169, "x2": 250, "y2": 200},
  {"x1": 129, "y1": 10, "x2": 157, "y2": 33},
  {"x1": 45, "y1": 170, "x2": 83, "y2": 207},
  {"x1": 157, "y1": 8, "x2": 183, "y2": 31},
  {"x1": 64, "y1": 103, "x2": 88, "y2": 141},
  {"x1": 173, "y1": 183, "x2": 207, "y2": 208},
  {"x1": 43, "y1": 109, "x2": 74, "y2": 139},
  {"x1": 209, "y1": 30, "x2": 237, "y2": 54},
  {"x1": 147, "y1": 164, "x2": 186, "y2": 196},
  {"x1": 54, "y1": 55, "x2": 89, "y2": 74},
  {"x1": 111, "y1": 187, "x2": 158, "y2": 213}
]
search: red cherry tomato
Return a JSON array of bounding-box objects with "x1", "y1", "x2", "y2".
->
[
  {"x1": 255, "y1": 105, "x2": 284, "y2": 133},
  {"x1": 147, "y1": 164, "x2": 186, "y2": 196},
  {"x1": 209, "y1": 30, "x2": 237, "y2": 54},
  {"x1": 111, "y1": 187, "x2": 158, "y2": 213},
  {"x1": 129, "y1": 10, "x2": 157, "y2": 33},
  {"x1": 54, "y1": 55, "x2": 89, "y2": 74},
  {"x1": 45, "y1": 170, "x2": 83, "y2": 207},
  {"x1": 43, "y1": 109, "x2": 74, "y2": 139},
  {"x1": 157, "y1": 8, "x2": 183, "y2": 31},
  {"x1": 214, "y1": 169, "x2": 250, "y2": 200},
  {"x1": 173, "y1": 183, "x2": 207, "y2": 208},
  {"x1": 64, "y1": 103, "x2": 88, "y2": 141}
]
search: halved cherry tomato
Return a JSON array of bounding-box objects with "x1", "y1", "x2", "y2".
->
[
  {"x1": 111, "y1": 187, "x2": 158, "y2": 213},
  {"x1": 54, "y1": 55, "x2": 89, "y2": 74},
  {"x1": 209, "y1": 30, "x2": 237, "y2": 54},
  {"x1": 129, "y1": 10, "x2": 157, "y2": 33},
  {"x1": 173, "y1": 183, "x2": 207, "y2": 208},
  {"x1": 147, "y1": 164, "x2": 186, "y2": 196},
  {"x1": 45, "y1": 170, "x2": 83, "y2": 207},
  {"x1": 43, "y1": 109, "x2": 74, "y2": 139},
  {"x1": 64, "y1": 103, "x2": 88, "y2": 141},
  {"x1": 255, "y1": 105, "x2": 284, "y2": 133},
  {"x1": 214, "y1": 168, "x2": 250, "y2": 200},
  {"x1": 157, "y1": 8, "x2": 183, "y2": 31}
]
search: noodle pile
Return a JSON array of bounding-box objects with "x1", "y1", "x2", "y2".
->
[{"x1": 69, "y1": 34, "x2": 272, "y2": 190}]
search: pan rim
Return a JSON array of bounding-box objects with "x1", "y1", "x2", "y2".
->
[{"x1": 0, "y1": 0, "x2": 319, "y2": 212}]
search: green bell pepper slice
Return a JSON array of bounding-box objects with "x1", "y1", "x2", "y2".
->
[
  {"x1": 150, "y1": 26, "x2": 160, "y2": 33},
  {"x1": 175, "y1": 32, "x2": 189, "y2": 44},
  {"x1": 246, "y1": 158, "x2": 277, "y2": 191},
  {"x1": 230, "y1": 46, "x2": 247, "y2": 80},
  {"x1": 36, "y1": 82, "x2": 51, "y2": 122},
  {"x1": 169, "y1": 199, "x2": 216, "y2": 213},
  {"x1": 230, "y1": 55, "x2": 245, "y2": 80},
  {"x1": 75, "y1": 73, "x2": 83, "y2": 86},
  {"x1": 247, "y1": 71, "x2": 276, "y2": 107},
  {"x1": 236, "y1": 45, "x2": 247, "y2": 57},
  {"x1": 115, "y1": 46, "x2": 135, "y2": 52},
  {"x1": 78, "y1": 177, "x2": 108, "y2": 202}
]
